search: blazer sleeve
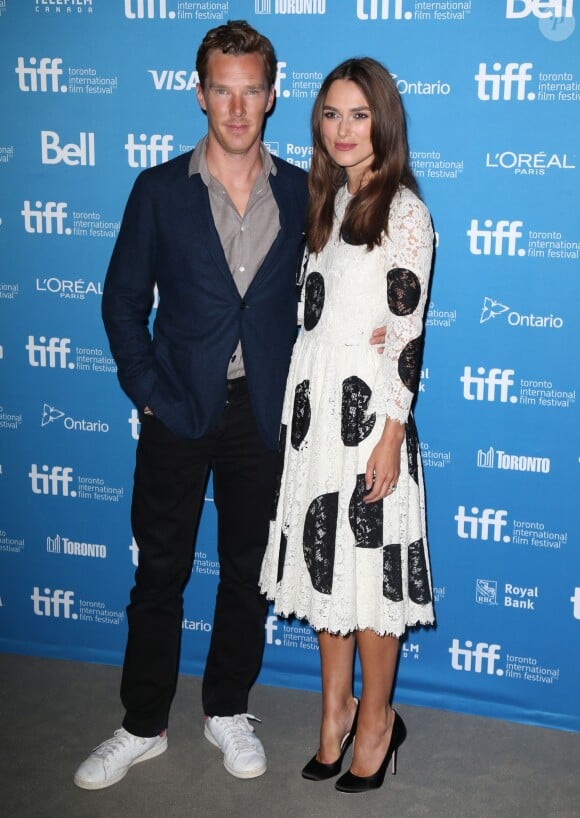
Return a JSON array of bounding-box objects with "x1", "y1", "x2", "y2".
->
[{"x1": 101, "y1": 172, "x2": 158, "y2": 410}]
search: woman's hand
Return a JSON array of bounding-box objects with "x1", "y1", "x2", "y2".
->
[
  {"x1": 369, "y1": 325, "x2": 386, "y2": 354},
  {"x1": 363, "y1": 419, "x2": 405, "y2": 503}
]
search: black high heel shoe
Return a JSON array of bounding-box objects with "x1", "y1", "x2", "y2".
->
[
  {"x1": 335, "y1": 710, "x2": 406, "y2": 793},
  {"x1": 301, "y1": 698, "x2": 360, "y2": 781}
]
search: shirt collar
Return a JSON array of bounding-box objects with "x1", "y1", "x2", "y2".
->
[{"x1": 188, "y1": 135, "x2": 277, "y2": 185}]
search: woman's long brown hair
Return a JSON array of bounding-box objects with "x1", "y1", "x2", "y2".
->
[{"x1": 307, "y1": 57, "x2": 418, "y2": 253}]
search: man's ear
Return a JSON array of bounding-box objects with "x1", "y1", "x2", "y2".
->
[
  {"x1": 265, "y1": 86, "x2": 275, "y2": 113},
  {"x1": 196, "y1": 83, "x2": 207, "y2": 112}
]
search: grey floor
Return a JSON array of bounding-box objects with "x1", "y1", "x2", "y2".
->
[{"x1": 2, "y1": 652, "x2": 579, "y2": 818}]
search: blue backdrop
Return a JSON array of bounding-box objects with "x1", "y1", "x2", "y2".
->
[{"x1": 1, "y1": 0, "x2": 578, "y2": 733}]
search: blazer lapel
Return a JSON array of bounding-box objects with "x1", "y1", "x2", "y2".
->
[
  {"x1": 248, "y1": 165, "x2": 298, "y2": 291},
  {"x1": 190, "y1": 174, "x2": 240, "y2": 297}
]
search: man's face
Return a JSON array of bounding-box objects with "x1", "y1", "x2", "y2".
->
[{"x1": 196, "y1": 51, "x2": 274, "y2": 157}]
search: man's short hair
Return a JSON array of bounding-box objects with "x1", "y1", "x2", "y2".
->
[{"x1": 196, "y1": 19, "x2": 277, "y2": 90}]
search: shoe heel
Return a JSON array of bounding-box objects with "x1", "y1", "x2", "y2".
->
[
  {"x1": 335, "y1": 710, "x2": 406, "y2": 793},
  {"x1": 301, "y1": 697, "x2": 360, "y2": 781}
]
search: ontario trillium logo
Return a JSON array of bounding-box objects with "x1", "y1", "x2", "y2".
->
[
  {"x1": 41, "y1": 403, "x2": 64, "y2": 427},
  {"x1": 480, "y1": 297, "x2": 509, "y2": 323},
  {"x1": 479, "y1": 296, "x2": 564, "y2": 330}
]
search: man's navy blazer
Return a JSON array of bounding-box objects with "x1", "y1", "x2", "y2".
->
[{"x1": 102, "y1": 148, "x2": 308, "y2": 450}]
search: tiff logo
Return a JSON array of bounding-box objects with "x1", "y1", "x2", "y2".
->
[
  {"x1": 31, "y1": 587, "x2": 76, "y2": 618},
  {"x1": 125, "y1": 134, "x2": 174, "y2": 168},
  {"x1": 475, "y1": 62, "x2": 535, "y2": 101},
  {"x1": 467, "y1": 219, "x2": 525, "y2": 256},
  {"x1": 506, "y1": 0, "x2": 573, "y2": 17},
  {"x1": 274, "y1": 61, "x2": 287, "y2": 99},
  {"x1": 26, "y1": 336, "x2": 72, "y2": 368},
  {"x1": 41, "y1": 131, "x2": 95, "y2": 166},
  {"x1": 265, "y1": 614, "x2": 281, "y2": 645},
  {"x1": 455, "y1": 506, "x2": 510, "y2": 542},
  {"x1": 29, "y1": 464, "x2": 75, "y2": 496},
  {"x1": 125, "y1": 0, "x2": 173, "y2": 18},
  {"x1": 571, "y1": 588, "x2": 580, "y2": 619},
  {"x1": 357, "y1": 0, "x2": 410, "y2": 18},
  {"x1": 22, "y1": 200, "x2": 70, "y2": 235},
  {"x1": 129, "y1": 409, "x2": 141, "y2": 441},
  {"x1": 15, "y1": 57, "x2": 65, "y2": 92},
  {"x1": 449, "y1": 639, "x2": 503, "y2": 675},
  {"x1": 460, "y1": 366, "x2": 517, "y2": 403}
]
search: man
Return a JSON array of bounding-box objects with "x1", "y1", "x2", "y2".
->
[{"x1": 74, "y1": 21, "x2": 308, "y2": 789}]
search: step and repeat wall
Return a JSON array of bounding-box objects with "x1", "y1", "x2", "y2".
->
[{"x1": 1, "y1": 1, "x2": 578, "y2": 732}]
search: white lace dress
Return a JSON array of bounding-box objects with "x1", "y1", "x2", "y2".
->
[{"x1": 259, "y1": 185, "x2": 435, "y2": 636}]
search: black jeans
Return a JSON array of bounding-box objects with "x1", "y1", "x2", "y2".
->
[{"x1": 121, "y1": 379, "x2": 277, "y2": 737}]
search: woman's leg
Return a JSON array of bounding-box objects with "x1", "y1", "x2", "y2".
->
[
  {"x1": 315, "y1": 631, "x2": 358, "y2": 762},
  {"x1": 350, "y1": 631, "x2": 400, "y2": 776}
]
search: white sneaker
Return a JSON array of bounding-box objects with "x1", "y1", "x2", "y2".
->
[
  {"x1": 73, "y1": 727, "x2": 168, "y2": 790},
  {"x1": 204, "y1": 714, "x2": 267, "y2": 779}
]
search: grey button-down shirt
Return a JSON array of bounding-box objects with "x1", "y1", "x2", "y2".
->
[{"x1": 188, "y1": 136, "x2": 281, "y2": 380}]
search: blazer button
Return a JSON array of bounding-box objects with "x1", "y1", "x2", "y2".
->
[{"x1": 240, "y1": 300, "x2": 248, "y2": 310}]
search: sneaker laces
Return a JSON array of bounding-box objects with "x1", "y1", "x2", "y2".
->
[
  {"x1": 91, "y1": 728, "x2": 143, "y2": 760},
  {"x1": 216, "y1": 714, "x2": 262, "y2": 757}
]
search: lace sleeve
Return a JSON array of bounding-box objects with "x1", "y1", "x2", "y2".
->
[{"x1": 368, "y1": 192, "x2": 434, "y2": 424}]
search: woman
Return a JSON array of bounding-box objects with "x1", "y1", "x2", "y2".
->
[{"x1": 260, "y1": 57, "x2": 435, "y2": 793}]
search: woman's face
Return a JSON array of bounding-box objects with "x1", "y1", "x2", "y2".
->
[{"x1": 320, "y1": 78, "x2": 374, "y2": 189}]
